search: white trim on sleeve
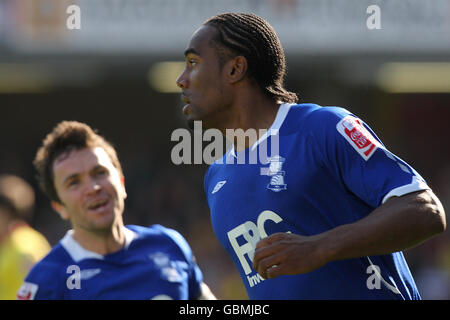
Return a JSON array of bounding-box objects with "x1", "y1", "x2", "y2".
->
[{"x1": 381, "y1": 177, "x2": 430, "y2": 204}]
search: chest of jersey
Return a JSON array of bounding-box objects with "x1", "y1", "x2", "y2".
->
[
  {"x1": 63, "y1": 243, "x2": 190, "y2": 300},
  {"x1": 206, "y1": 132, "x2": 373, "y2": 294},
  {"x1": 208, "y1": 135, "x2": 317, "y2": 273},
  {"x1": 205, "y1": 105, "x2": 422, "y2": 299}
]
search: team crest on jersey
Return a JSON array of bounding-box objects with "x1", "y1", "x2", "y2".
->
[
  {"x1": 17, "y1": 282, "x2": 38, "y2": 300},
  {"x1": 336, "y1": 116, "x2": 381, "y2": 161},
  {"x1": 260, "y1": 155, "x2": 287, "y2": 192}
]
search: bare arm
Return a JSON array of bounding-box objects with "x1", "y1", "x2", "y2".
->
[
  {"x1": 196, "y1": 282, "x2": 217, "y2": 300},
  {"x1": 253, "y1": 189, "x2": 446, "y2": 279}
]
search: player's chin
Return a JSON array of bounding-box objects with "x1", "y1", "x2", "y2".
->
[
  {"x1": 89, "y1": 209, "x2": 118, "y2": 228},
  {"x1": 90, "y1": 218, "x2": 116, "y2": 233}
]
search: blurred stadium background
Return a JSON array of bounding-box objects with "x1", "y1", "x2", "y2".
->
[{"x1": 0, "y1": 0, "x2": 449, "y2": 299}]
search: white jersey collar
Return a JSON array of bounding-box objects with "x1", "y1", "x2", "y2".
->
[
  {"x1": 60, "y1": 226, "x2": 138, "y2": 263},
  {"x1": 226, "y1": 102, "x2": 294, "y2": 159}
]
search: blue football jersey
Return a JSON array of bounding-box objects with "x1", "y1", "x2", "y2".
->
[
  {"x1": 17, "y1": 225, "x2": 203, "y2": 300},
  {"x1": 205, "y1": 103, "x2": 429, "y2": 300}
]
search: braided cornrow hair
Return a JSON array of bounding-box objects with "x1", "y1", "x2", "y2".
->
[{"x1": 204, "y1": 13, "x2": 298, "y2": 103}]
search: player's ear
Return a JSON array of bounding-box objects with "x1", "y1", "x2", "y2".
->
[
  {"x1": 225, "y1": 55, "x2": 248, "y2": 84},
  {"x1": 51, "y1": 201, "x2": 70, "y2": 220}
]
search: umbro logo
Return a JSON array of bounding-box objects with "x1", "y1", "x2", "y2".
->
[
  {"x1": 212, "y1": 180, "x2": 227, "y2": 194},
  {"x1": 80, "y1": 268, "x2": 101, "y2": 280}
]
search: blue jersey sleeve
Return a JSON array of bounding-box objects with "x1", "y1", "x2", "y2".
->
[
  {"x1": 309, "y1": 107, "x2": 429, "y2": 209},
  {"x1": 18, "y1": 261, "x2": 64, "y2": 300},
  {"x1": 158, "y1": 226, "x2": 203, "y2": 299}
]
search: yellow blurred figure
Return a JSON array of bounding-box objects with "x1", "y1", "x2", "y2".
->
[{"x1": 0, "y1": 174, "x2": 50, "y2": 300}]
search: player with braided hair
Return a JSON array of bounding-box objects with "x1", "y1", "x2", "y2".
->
[
  {"x1": 177, "y1": 13, "x2": 445, "y2": 299},
  {"x1": 177, "y1": 12, "x2": 297, "y2": 131},
  {"x1": 205, "y1": 13, "x2": 297, "y2": 104}
]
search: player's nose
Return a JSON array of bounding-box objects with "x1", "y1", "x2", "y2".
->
[
  {"x1": 84, "y1": 177, "x2": 102, "y2": 195},
  {"x1": 176, "y1": 70, "x2": 188, "y2": 89}
]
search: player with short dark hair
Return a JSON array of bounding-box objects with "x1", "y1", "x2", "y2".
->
[
  {"x1": 18, "y1": 121, "x2": 215, "y2": 300},
  {"x1": 176, "y1": 13, "x2": 446, "y2": 299},
  {"x1": 34, "y1": 121, "x2": 124, "y2": 205}
]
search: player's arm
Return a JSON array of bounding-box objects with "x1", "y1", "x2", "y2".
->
[
  {"x1": 253, "y1": 188, "x2": 446, "y2": 279},
  {"x1": 196, "y1": 282, "x2": 217, "y2": 300},
  {"x1": 254, "y1": 108, "x2": 446, "y2": 279},
  {"x1": 159, "y1": 226, "x2": 217, "y2": 300},
  {"x1": 17, "y1": 268, "x2": 63, "y2": 300}
]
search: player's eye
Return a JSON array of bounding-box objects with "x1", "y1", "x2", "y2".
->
[
  {"x1": 187, "y1": 58, "x2": 198, "y2": 67},
  {"x1": 95, "y1": 168, "x2": 108, "y2": 177},
  {"x1": 66, "y1": 179, "x2": 79, "y2": 188}
]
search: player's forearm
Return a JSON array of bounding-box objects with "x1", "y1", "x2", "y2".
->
[
  {"x1": 196, "y1": 282, "x2": 217, "y2": 300},
  {"x1": 317, "y1": 190, "x2": 446, "y2": 264}
]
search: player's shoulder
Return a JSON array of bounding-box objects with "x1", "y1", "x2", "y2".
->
[
  {"x1": 126, "y1": 224, "x2": 193, "y2": 256},
  {"x1": 283, "y1": 103, "x2": 352, "y2": 134},
  {"x1": 126, "y1": 223, "x2": 180, "y2": 239},
  {"x1": 25, "y1": 243, "x2": 69, "y2": 279},
  {"x1": 18, "y1": 243, "x2": 68, "y2": 299}
]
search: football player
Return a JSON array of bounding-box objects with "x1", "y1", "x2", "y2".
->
[
  {"x1": 17, "y1": 121, "x2": 215, "y2": 300},
  {"x1": 176, "y1": 13, "x2": 446, "y2": 299}
]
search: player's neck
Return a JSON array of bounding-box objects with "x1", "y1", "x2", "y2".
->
[
  {"x1": 72, "y1": 221, "x2": 126, "y2": 255},
  {"x1": 226, "y1": 91, "x2": 280, "y2": 152}
]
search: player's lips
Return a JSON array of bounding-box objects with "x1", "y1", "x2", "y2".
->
[
  {"x1": 181, "y1": 93, "x2": 190, "y2": 104},
  {"x1": 86, "y1": 197, "x2": 110, "y2": 213},
  {"x1": 181, "y1": 93, "x2": 191, "y2": 115}
]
